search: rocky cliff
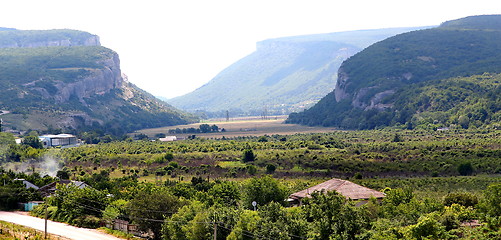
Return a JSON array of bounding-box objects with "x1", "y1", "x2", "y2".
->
[
  {"x1": 287, "y1": 15, "x2": 501, "y2": 129},
  {"x1": 52, "y1": 53, "x2": 123, "y2": 104},
  {"x1": 0, "y1": 29, "x2": 195, "y2": 133},
  {"x1": 0, "y1": 29, "x2": 100, "y2": 48}
]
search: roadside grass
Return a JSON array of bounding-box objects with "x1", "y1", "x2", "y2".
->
[
  {"x1": 0, "y1": 220, "x2": 67, "y2": 240},
  {"x1": 98, "y1": 227, "x2": 135, "y2": 240}
]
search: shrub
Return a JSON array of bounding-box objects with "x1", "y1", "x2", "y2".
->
[
  {"x1": 457, "y1": 162, "x2": 474, "y2": 176},
  {"x1": 265, "y1": 164, "x2": 276, "y2": 174},
  {"x1": 241, "y1": 149, "x2": 256, "y2": 163},
  {"x1": 443, "y1": 192, "x2": 478, "y2": 207},
  {"x1": 72, "y1": 215, "x2": 101, "y2": 228}
]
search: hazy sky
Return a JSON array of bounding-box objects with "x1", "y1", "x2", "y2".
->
[{"x1": 1, "y1": 1, "x2": 500, "y2": 98}]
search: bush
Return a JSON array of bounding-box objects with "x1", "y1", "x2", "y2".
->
[
  {"x1": 265, "y1": 164, "x2": 276, "y2": 174},
  {"x1": 72, "y1": 215, "x2": 101, "y2": 228},
  {"x1": 443, "y1": 192, "x2": 478, "y2": 207},
  {"x1": 241, "y1": 149, "x2": 256, "y2": 163},
  {"x1": 457, "y1": 162, "x2": 474, "y2": 176}
]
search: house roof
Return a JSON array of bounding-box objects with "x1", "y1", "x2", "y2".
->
[
  {"x1": 14, "y1": 179, "x2": 39, "y2": 190},
  {"x1": 38, "y1": 180, "x2": 89, "y2": 197},
  {"x1": 289, "y1": 178, "x2": 385, "y2": 201},
  {"x1": 39, "y1": 134, "x2": 76, "y2": 139}
]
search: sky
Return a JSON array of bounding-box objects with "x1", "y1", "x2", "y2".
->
[{"x1": 0, "y1": 1, "x2": 500, "y2": 98}]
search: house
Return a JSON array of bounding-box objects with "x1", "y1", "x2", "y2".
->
[
  {"x1": 38, "y1": 180, "x2": 89, "y2": 197},
  {"x1": 38, "y1": 134, "x2": 80, "y2": 148},
  {"x1": 158, "y1": 136, "x2": 177, "y2": 142},
  {"x1": 288, "y1": 178, "x2": 385, "y2": 206},
  {"x1": 14, "y1": 179, "x2": 39, "y2": 190}
]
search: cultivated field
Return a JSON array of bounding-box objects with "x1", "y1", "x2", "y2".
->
[{"x1": 135, "y1": 115, "x2": 337, "y2": 139}]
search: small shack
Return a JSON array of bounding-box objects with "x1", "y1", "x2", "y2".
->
[
  {"x1": 288, "y1": 178, "x2": 385, "y2": 206},
  {"x1": 24, "y1": 201, "x2": 44, "y2": 211}
]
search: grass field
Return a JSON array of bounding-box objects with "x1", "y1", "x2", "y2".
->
[{"x1": 135, "y1": 115, "x2": 337, "y2": 139}]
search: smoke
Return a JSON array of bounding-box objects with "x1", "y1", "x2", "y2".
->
[
  {"x1": 2, "y1": 152, "x2": 62, "y2": 177},
  {"x1": 39, "y1": 154, "x2": 61, "y2": 177}
]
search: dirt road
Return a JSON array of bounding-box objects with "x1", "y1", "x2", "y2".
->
[{"x1": 0, "y1": 211, "x2": 124, "y2": 240}]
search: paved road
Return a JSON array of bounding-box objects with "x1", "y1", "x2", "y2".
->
[{"x1": 0, "y1": 211, "x2": 124, "y2": 240}]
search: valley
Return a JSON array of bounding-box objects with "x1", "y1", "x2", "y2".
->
[
  {"x1": 0, "y1": 14, "x2": 500, "y2": 240},
  {"x1": 135, "y1": 115, "x2": 336, "y2": 139}
]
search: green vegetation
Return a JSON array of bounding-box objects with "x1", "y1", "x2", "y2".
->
[
  {"x1": 287, "y1": 15, "x2": 501, "y2": 130},
  {"x1": 168, "y1": 124, "x2": 221, "y2": 134},
  {"x1": 53, "y1": 129, "x2": 500, "y2": 178},
  {"x1": 1, "y1": 128, "x2": 500, "y2": 239},
  {"x1": 290, "y1": 73, "x2": 501, "y2": 129}
]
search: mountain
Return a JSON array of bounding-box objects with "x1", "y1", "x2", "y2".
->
[
  {"x1": 0, "y1": 29, "x2": 196, "y2": 134},
  {"x1": 287, "y1": 15, "x2": 501, "y2": 129},
  {"x1": 167, "y1": 27, "x2": 427, "y2": 116}
]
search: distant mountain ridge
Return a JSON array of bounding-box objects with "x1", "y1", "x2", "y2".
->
[
  {"x1": 0, "y1": 28, "x2": 195, "y2": 134},
  {"x1": 0, "y1": 29, "x2": 100, "y2": 48},
  {"x1": 287, "y1": 15, "x2": 501, "y2": 129},
  {"x1": 167, "y1": 27, "x2": 428, "y2": 116}
]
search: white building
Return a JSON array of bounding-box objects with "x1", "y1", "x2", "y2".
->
[{"x1": 39, "y1": 134, "x2": 79, "y2": 148}]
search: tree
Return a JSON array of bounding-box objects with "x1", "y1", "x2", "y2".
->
[
  {"x1": 265, "y1": 164, "x2": 276, "y2": 174},
  {"x1": 443, "y1": 192, "x2": 478, "y2": 207},
  {"x1": 303, "y1": 190, "x2": 370, "y2": 240},
  {"x1": 199, "y1": 124, "x2": 211, "y2": 133},
  {"x1": 102, "y1": 199, "x2": 129, "y2": 226},
  {"x1": 457, "y1": 162, "x2": 474, "y2": 176},
  {"x1": 46, "y1": 184, "x2": 109, "y2": 227},
  {"x1": 241, "y1": 149, "x2": 256, "y2": 163},
  {"x1": 481, "y1": 183, "x2": 501, "y2": 216},
  {"x1": 407, "y1": 213, "x2": 449, "y2": 240},
  {"x1": 56, "y1": 169, "x2": 70, "y2": 180},
  {"x1": 22, "y1": 135, "x2": 43, "y2": 149},
  {"x1": 163, "y1": 201, "x2": 205, "y2": 240},
  {"x1": 242, "y1": 175, "x2": 288, "y2": 209},
  {"x1": 208, "y1": 181, "x2": 241, "y2": 207},
  {"x1": 128, "y1": 188, "x2": 186, "y2": 240}
]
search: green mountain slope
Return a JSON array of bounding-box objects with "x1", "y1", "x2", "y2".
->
[
  {"x1": 0, "y1": 29, "x2": 195, "y2": 134},
  {"x1": 287, "y1": 15, "x2": 501, "y2": 129},
  {"x1": 167, "y1": 27, "x2": 427, "y2": 116}
]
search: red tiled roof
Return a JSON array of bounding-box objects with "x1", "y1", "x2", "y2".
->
[{"x1": 289, "y1": 178, "x2": 385, "y2": 200}]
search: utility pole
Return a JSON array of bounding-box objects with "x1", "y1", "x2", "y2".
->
[
  {"x1": 213, "y1": 222, "x2": 217, "y2": 240},
  {"x1": 44, "y1": 203, "x2": 48, "y2": 239}
]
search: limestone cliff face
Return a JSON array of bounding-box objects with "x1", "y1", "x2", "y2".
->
[
  {"x1": 0, "y1": 29, "x2": 101, "y2": 48},
  {"x1": 53, "y1": 52, "x2": 124, "y2": 103},
  {"x1": 334, "y1": 65, "x2": 395, "y2": 111},
  {"x1": 0, "y1": 35, "x2": 100, "y2": 48},
  {"x1": 334, "y1": 66, "x2": 351, "y2": 102}
]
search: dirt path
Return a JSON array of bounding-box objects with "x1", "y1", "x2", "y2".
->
[{"x1": 0, "y1": 211, "x2": 124, "y2": 240}]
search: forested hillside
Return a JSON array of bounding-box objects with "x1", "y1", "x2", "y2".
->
[
  {"x1": 0, "y1": 29, "x2": 196, "y2": 135},
  {"x1": 287, "y1": 15, "x2": 501, "y2": 129},
  {"x1": 168, "y1": 27, "x2": 426, "y2": 117}
]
